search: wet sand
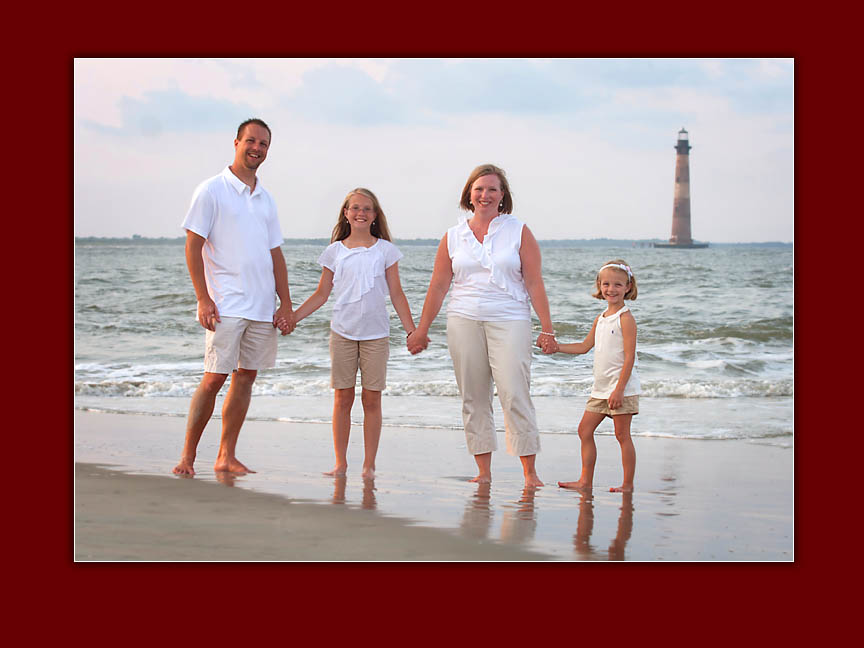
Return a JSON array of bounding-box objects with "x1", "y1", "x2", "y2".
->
[
  {"x1": 74, "y1": 410, "x2": 793, "y2": 561},
  {"x1": 75, "y1": 463, "x2": 549, "y2": 561}
]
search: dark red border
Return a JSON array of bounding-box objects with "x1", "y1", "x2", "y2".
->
[{"x1": 37, "y1": 4, "x2": 824, "y2": 639}]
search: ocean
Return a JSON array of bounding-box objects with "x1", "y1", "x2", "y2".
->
[{"x1": 74, "y1": 240, "x2": 793, "y2": 448}]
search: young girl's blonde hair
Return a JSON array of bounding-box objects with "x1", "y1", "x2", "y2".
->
[
  {"x1": 593, "y1": 259, "x2": 638, "y2": 300},
  {"x1": 331, "y1": 187, "x2": 393, "y2": 243}
]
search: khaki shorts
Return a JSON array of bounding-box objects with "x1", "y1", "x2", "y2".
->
[
  {"x1": 329, "y1": 331, "x2": 389, "y2": 391},
  {"x1": 204, "y1": 317, "x2": 277, "y2": 374},
  {"x1": 585, "y1": 395, "x2": 639, "y2": 418}
]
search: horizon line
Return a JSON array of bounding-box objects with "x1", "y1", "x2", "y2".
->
[{"x1": 73, "y1": 235, "x2": 792, "y2": 245}]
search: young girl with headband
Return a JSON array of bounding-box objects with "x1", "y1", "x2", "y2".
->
[
  {"x1": 288, "y1": 188, "x2": 416, "y2": 479},
  {"x1": 554, "y1": 259, "x2": 640, "y2": 493}
]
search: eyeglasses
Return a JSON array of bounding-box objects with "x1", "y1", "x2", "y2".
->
[{"x1": 347, "y1": 206, "x2": 374, "y2": 213}]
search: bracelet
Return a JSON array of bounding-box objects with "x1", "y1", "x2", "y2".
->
[{"x1": 538, "y1": 331, "x2": 556, "y2": 338}]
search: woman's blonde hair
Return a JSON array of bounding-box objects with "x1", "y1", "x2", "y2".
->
[
  {"x1": 459, "y1": 164, "x2": 513, "y2": 214},
  {"x1": 592, "y1": 259, "x2": 638, "y2": 300},
  {"x1": 331, "y1": 187, "x2": 392, "y2": 243}
]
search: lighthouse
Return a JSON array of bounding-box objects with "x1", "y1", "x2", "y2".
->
[{"x1": 655, "y1": 128, "x2": 708, "y2": 249}]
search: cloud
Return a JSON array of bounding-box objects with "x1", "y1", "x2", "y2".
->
[
  {"x1": 389, "y1": 59, "x2": 587, "y2": 116},
  {"x1": 78, "y1": 88, "x2": 256, "y2": 137},
  {"x1": 210, "y1": 58, "x2": 267, "y2": 91},
  {"x1": 279, "y1": 58, "x2": 628, "y2": 125},
  {"x1": 284, "y1": 64, "x2": 409, "y2": 125}
]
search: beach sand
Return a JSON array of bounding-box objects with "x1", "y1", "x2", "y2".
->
[
  {"x1": 75, "y1": 463, "x2": 548, "y2": 561},
  {"x1": 74, "y1": 410, "x2": 793, "y2": 561}
]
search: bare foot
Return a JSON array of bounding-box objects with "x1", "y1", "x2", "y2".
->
[
  {"x1": 558, "y1": 479, "x2": 591, "y2": 491},
  {"x1": 610, "y1": 484, "x2": 634, "y2": 493},
  {"x1": 173, "y1": 458, "x2": 196, "y2": 476},
  {"x1": 213, "y1": 457, "x2": 255, "y2": 474},
  {"x1": 323, "y1": 465, "x2": 347, "y2": 477},
  {"x1": 361, "y1": 466, "x2": 376, "y2": 479},
  {"x1": 469, "y1": 473, "x2": 492, "y2": 483},
  {"x1": 524, "y1": 474, "x2": 544, "y2": 488}
]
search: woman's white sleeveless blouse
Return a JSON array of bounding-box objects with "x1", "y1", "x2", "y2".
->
[
  {"x1": 446, "y1": 214, "x2": 531, "y2": 321},
  {"x1": 591, "y1": 305, "x2": 641, "y2": 398},
  {"x1": 318, "y1": 238, "x2": 403, "y2": 340}
]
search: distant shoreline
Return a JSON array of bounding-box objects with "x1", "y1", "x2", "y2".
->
[{"x1": 74, "y1": 236, "x2": 792, "y2": 247}]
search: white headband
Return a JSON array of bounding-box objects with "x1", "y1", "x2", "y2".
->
[{"x1": 599, "y1": 263, "x2": 632, "y2": 278}]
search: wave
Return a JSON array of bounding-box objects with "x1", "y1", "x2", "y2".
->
[
  {"x1": 75, "y1": 380, "x2": 199, "y2": 397},
  {"x1": 688, "y1": 318, "x2": 793, "y2": 342},
  {"x1": 638, "y1": 379, "x2": 792, "y2": 398},
  {"x1": 75, "y1": 376, "x2": 793, "y2": 399}
]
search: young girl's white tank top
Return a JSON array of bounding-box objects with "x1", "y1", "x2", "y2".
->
[{"x1": 591, "y1": 305, "x2": 641, "y2": 399}]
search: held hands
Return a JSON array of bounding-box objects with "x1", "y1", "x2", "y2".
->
[
  {"x1": 197, "y1": 297, "x2": 221, "y2": 331},
  {"x1": 407, "y1": 329, "x2": 429, "y2": 355},
  {"x1": 273, "y1": 305, "x2": 296, "y2": 335},
  {"x1": 536, "y1": 332, "x2": 559, "y2": 354}
]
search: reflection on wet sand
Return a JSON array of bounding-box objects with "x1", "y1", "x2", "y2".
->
[
  {"x1": 458, "y1": 484, "x2": 541, "y2": 548},
  {"x1": 572, "y1": 491, "x2": 595, "y2": 558},
  {"x1": 328, "y1": 475, "x2": 377, "y2": 511},
  {"x1": 500, "y1": 487, "x2": 539, "y2": 546},
  {"x1": 460, "y1": 482, "x2": 493, "y2": 539},
  {"x1": 608, "y1": 492, "x2": 633, "y2": 560},
  {"x1": 361, "y1": 478, "x2": 377, "y2": 510},
  {"x1": 214, "y1": 471, "x2": 238, "y2": 487},
  {"x1": 570, "y1": 490, "x2": 635, "y2": 560},
  {"x1": 330, "y1": 475, "x2": 347, "y2": 504}
]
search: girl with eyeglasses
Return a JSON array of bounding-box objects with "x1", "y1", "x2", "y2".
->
[{"x1": 290, "y1": 188, "x2": 416, "y2": 479}]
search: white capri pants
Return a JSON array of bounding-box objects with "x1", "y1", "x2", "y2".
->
[{"x1": 446, "y1": 315, "x2": 541, "y2": 456}]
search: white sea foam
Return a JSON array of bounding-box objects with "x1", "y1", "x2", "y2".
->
[{"x1": 74, "y1": 375, "x2": 793, "y2": 399}]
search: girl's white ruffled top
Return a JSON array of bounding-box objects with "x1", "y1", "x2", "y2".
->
[
  {"x1": 446, "y1": 214, "x2": 531, "y2": 321},
  {"x1": 318, "y1": 238, "x2": 403, "y2": 340}
]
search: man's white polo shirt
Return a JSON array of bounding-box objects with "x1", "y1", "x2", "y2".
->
[{"x1": 182, "y1": 166, "x2": 284, "y2": 322}]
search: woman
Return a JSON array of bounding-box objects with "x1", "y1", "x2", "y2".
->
[{"x1": 408, "y1": 164, "x2": 557, "y2": 487}]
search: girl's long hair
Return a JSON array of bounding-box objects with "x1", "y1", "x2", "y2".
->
[{"x1": 331, "y1": 187, "x2": 392, "y2": 242}]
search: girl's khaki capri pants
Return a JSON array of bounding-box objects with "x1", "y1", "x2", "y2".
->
[
  {"x1": 329, "y1": 331, "x2": 389, "y2": 390},
  {"x1": 446, "y1": 315, "x2": 540, "y2": 456}
]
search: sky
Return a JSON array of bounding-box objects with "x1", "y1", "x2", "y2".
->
[{"x1": 73, "y1": 58, "x2": 793, "y2": 243}]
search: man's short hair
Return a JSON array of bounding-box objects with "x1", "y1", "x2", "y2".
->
[{"x1": 237, "y1": 118, "x2": 271, "y2": 141}]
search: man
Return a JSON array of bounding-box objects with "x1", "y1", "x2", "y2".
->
[{"x1": 173, "y1": 118, "x2": 294, "y2": 476}]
